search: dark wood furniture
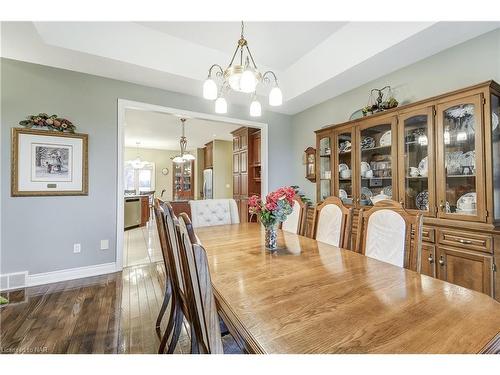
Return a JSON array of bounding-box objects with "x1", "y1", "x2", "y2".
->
[
  {"x1": 315, "y1": 80, "x2": 500, "y2": 300},
  {"x1": 172, "y1": 160, "x2": 194, "y2": 200},
  {"x1": 304, "y1": 146, "x2": 316, "y2": 182},
  {"x1": 311, "y1": 196, "x2": 353, "y2": 249},
  {"x1": 169, "y1": 200, "x2": 191, "y2": 219},
  {"x1": 204, "y1": 141, "x2": 213, "y2": 169},
  {"x1": 231, "y1": 127, "x2": 260, "y2": 223},
  {"x1": 356, "y1": 200, "x2": 423, "y2": 271},
  {"x1": 196, "y1": 223, "x2": 500, "y2": 354},
  {"x1": 140, "y1": 195, "x2": 150, "y2": 226}
]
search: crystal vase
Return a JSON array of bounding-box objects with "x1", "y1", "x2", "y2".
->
[{"x1": 264, "y1": 223, "x2": 279, "y2": 251}]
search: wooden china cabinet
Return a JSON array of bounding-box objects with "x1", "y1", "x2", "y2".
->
[
  {"x1": 315, "y1": 80, "x2": 500, "y2": 301},
  {"x1": 172, "y1": 160, "x2": 194, "y2": 200},
  {"x1": 231, "y1": 127, "x2": 261, "y2": 223}
]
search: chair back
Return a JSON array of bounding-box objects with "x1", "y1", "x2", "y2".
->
[
  {"x1": 312, "y1": 196, "x2": 353, "y2": 249},
  {"x1": 178, "y1": 213, "x2": 223, "y2": 354},
  {"x1": 189, "y1": 199, "x2": 240, "y2": 228},
  {"x1": 356, "y1": 200, "x2": 423, "y2": 271},
  {"x1": 281, "y1": 195, "x2": 307, "y2": 235},
  {"x1": 154, "y1": 199, "x2": 185, "y2": 294}
]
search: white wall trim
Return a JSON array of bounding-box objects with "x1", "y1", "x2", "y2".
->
[
  {"x1": 27, "y1": 262, "x2": 117, "y2": 288},
  {"x1": 116, "y1": 99, "x2": 269, "y2": 272}
]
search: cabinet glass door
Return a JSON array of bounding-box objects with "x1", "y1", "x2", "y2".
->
[
  {"x1": 318, "y1": 135, "x2": 332, "y2": 201},
  {"x1": 357, "y1": 117, "x2": 397, "y2": 207},
  {"x1": 335, "y1": 128, "x2": 354, "y2": 205},
  {"x1": 436, "y1": 95, "x2": 485, "y2": 221},
  {"x1": 398, "y1": 107, "x2": 435, "y2": 215}
]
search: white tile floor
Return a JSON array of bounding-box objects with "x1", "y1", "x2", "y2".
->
[{"x1": 123, "y1": 217, "x2": 163, "y2": 267}]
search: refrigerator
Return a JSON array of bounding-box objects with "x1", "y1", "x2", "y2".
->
[{"x1": 203, "y1": 168, "x2": 213, "y2": 199}]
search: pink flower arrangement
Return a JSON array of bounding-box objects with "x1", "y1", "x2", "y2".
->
[{"x1": 249, "y1": 186, "x2": 296, "y2": 226}]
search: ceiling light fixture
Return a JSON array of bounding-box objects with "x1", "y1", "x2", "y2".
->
[
  {"x1": 203, "y1": 21, "x2": 283, "y2": 117},
  {"x1": 132, "y1": 142, "x2": 146, "y2": 169},
  {"x1": 171, "y1": 118, "x2": 195, "y2": 164}
]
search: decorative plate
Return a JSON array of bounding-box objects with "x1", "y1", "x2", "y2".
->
[
  {"x1": 382, "y1": 185, "x2": 392, "y2": 197},
  {"x1": 360, "y1": 161, "x2": 371, "y2": 176},
  {"x1": 379, "y1": 130, "x2": 392, "y2": 146},
  {"x1": 493, "y1": 112, "x2": 499, "y2": 132},
  {"x1": 349, "y1": 109, "x2": 364, "y2": 121},
  {"x1": 445, "y1": 151, "x2": 463, "y2": 174},
  {"x1": 415, "y1": 190, "x2": 429, "y2": 211},
  {"x1": 457, "y1": 192, "x2": 477, "y2": 211},
  {"x1": 371, "y1": 194, "x2": 390, "y2": 205},
  {"x1": 339, "y1": 163, "x2": 349, "y2": 172},
  {"x1": 418, "y1": 156, "x2": 428, "y2": 176},
  {"x1": 459, "y1": 151, "x2": 475, "y2": 168},
  {"x1": 360, "y1": 187, "x2": 373, "y2": 199},
  {"x1": 361, "y1": 136, "x2": 375, "y2": 150},
  {"x1": 339, "y1": 189, "x2": 348, "y2": 200},
  {"x1": 339, "y1": 140, "x2": 352, "y2": 153}
]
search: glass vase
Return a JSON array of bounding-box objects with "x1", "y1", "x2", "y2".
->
[{"x1": 264, "y1": 222, "x2": 279, "y2": 251}]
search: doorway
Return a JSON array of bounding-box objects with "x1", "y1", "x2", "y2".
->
[{"x1": 116, "y1": 99, "x2": 268, "y2": 271}]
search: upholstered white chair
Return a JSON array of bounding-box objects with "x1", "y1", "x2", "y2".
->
[
  {"x1": 312, "y1": 196, "x2": 353, "y2": 249},
  {"x1": 356, "y1": 200, "x2": 423, "y2": 271},
  {"x1": 188, "y1": 199, "x2": 240, "y2": 228},
  {"x1": 281, "y1": 195, "x2": 306, "y2": 235}
]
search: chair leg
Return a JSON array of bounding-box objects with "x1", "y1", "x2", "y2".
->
[
  {"x1": 166, "y1": 306, "x2": 184, "y2": 354},
  {"x1": 190, "y1": 323, "x2": 199, "y2": 354},
  {"x1": 155, "y1": 282, "x2": 172, "y2": 339},
  {"x1": 158, "y1": 294, "x2": 177, "y2": 354}
]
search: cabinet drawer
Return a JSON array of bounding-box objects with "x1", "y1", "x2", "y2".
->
[
  {"x1": 438, "y1": 229, "x2": 492, "y2": 253},
  {"x1": 411, "y1": 226, "x2": 435, "y2": 243}
]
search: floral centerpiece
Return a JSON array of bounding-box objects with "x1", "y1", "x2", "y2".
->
[
  {"x1": 248, "y1": 186, "x2": 295, "y2": 250},
  {"x1": 19, "y1": 113, "x2": 76, "y2": 133}
]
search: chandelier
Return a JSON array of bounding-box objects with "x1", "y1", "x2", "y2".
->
[
  {"x1": 202, "y1": 21, "x2": 283, "y2": 117},
  {"x1": 131, "y1": 142, "x2": 146, "y2": 169},
  {"x1": 171, "y1": 118, "x2": 195, "y2": 164}
]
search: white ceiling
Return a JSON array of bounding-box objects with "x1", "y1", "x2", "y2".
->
[
  {"x1": 2, "y1": 21, "x2": 499, "y2": 115},
  {"x1": 136, "y1": 22, "x2": 347, "y2": 70},
  {"x1": 124, "y1": 109, "x2": 240, "y2": 151}
]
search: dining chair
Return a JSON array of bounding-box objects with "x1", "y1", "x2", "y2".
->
[
  {"x1": 154, "y1": 200, "x2": 193, "y2": 354},
  {"x1": 189, "y1": 199, "x2": 240, "y2": 228},
  {"x1": 152, "y1": 199, "x2": 173, "y2": 341},
  {"x1": 356, "y1": 200, "x2": 423, "y2": 271},
  {"x1": 311, "y1": 196, "x2": 353, "y2": 249},
  {"x1": 281, "y1": 195, "x2": 307, "y2": 235},
  {"x1": 177, "y1": 213, "x2": 243, "y2": 354}
]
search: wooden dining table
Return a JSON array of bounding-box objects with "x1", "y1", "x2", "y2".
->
[{"x1": 196, "y1": 222, "x2": 500, "y2": 354}]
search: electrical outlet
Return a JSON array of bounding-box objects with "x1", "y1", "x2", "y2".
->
[
  {"x1": 100, "y1": 239, "x2": 109, "y2": 250},
  {"x1": 73, "y1": 243, "x2": 81, "y2": 253}
]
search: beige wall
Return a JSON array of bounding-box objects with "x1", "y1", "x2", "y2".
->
[
  {"x1": 291, "y1": 28, "x2": 500, "y2": 202},
  {"x1": 213, "y1": 140, "x2": 233, "y2": 199},
  {"x1": 124, "y1": 147, "x2": 178, "y2": 200}
]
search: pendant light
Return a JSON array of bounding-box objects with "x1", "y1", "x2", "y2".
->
[
  {"x1": 203, "y1": 22, "x2": 283, "y2": 114},
  {"x1": 171, "y1": 118, "x2": 195, "y2": 163}
]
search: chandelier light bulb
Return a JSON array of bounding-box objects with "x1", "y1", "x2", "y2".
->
[
  {"x1": 215, "y1": 97, "x2": 228, "y2": 114},
  {"x1": 240, "y1": 69, "x2": 258, "y2": 93},
  {"x1": 227, "y1": 72, "x2": 242, "y2": 91},
  {"x1": 172, "y1": 155, "x2": 185, "y2": 164},
  {"x1": 269, "y1": 86, "x2": 283, "y2": 106},
  {"x1": 250, "y1": 99, "x2": 262, "y2": 117},
  {"x1": 203, "y1": 78, "x2": 218, "y2": 100},
  {"x1": 182, "y1": 153, "x2": 196, "y2": 161}
]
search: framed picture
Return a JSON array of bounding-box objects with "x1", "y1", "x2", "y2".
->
[{"x1": 11, "y1": 128, "x2": 88, "y2": 196}]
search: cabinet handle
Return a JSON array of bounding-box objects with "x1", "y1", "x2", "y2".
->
[
  {"x1": 458, "y1": 239, "x2": 473, "y2": 245},
  {"x1": 428, "y1": 255, "x2": 434, "y2": 264},
  {"x1": 438, "y1": 256, "x2": 445, "y2": 266},
  {"x1": 439, "y1": 202, "x2": 445, "y2": 211}
]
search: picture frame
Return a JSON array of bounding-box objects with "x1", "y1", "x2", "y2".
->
[{"x1": 11, "y1": 128, "x2": 88, "y2": 196}]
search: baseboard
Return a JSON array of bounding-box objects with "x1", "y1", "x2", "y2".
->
[{"x1": 27, "y1": 262, "x2": 117, "y2": 288}]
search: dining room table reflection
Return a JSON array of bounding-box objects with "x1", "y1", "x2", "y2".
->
[{"x1": 196, "y1": 222, "x2": 500, "y2": 354}]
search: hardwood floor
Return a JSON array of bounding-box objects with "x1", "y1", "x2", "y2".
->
[{"x1": 0, "y1": 263, "x2": 192, "y2": 354}]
